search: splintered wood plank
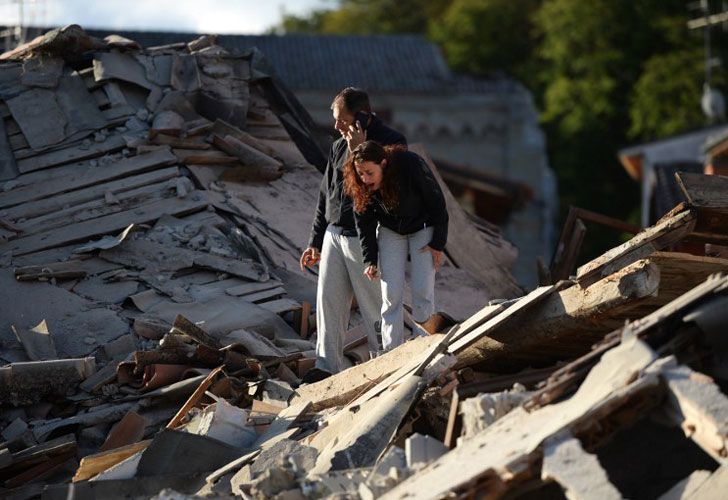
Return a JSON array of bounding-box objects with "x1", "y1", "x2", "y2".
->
[
  {"x1": 0, "y1": 149, "x2": 177, "y2": 209},
  {"x1": 453, "y1": 259, "x2": 662, "y2": 371},
  {"x1": 4, "y1": 166, "x2": 180, "y2": 221},
  {"x1": 541, "y1": 432, "x2": 622, "y2": 500},
  {"x1": 577, "y1": 209, "x2": 696, "y2": 286},
  {"x1": 16, "y1": 134, "x2": 127, "y2": 173},
  {"x1": 663, "y1": 364, "x2": 728, "y2": 464},
  {"x1": 448, "y1": 285, "x2": 557, "y2": 354},
  {"x1": 6, "y1": 88, "x2": 67, "y2": 150},
  {"x1": 0, "y1": 191, "x2": 208, "y2": 256},
  {"x1": 293, "y1": 335, "x2": 442, "y2": 411}
]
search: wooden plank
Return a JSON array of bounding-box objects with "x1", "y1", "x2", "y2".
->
[
  {"x1": 0, "y1": 115, "x2": 18, "y2": 181},
  {"x1": 676, "y1": 172, "x2": 728, "y2": 212},
  {"x1": 172, "y1": 148, "x2": 239, "y2": 165},
  {"x1": 167, "y1": 367, "x2": 223, "y2": 429},
  {"x1": 663, "y1": 364, "x2": 728, "y2": 464},
  {"x1": 0, "y1": 148, "x2": 177, "y2": 209},
  {"x1": 17, "y1": 178, "x2": 179, "y2": 235},
  {"x1": 576, "y1": 209, "x2": 696, "y2": 286},
  {"x1": 448, "y1": 285, "x2": 558, "y2": 354},
  {"x1": 252, "y1": 400, "x2": 311, "y2": 449},
  {"x1": 541, "y1": 431, "x2": 622, "y2": 499},
  {"x1": 0, "y1": 190, "x2": 208, "y2": 256},
  {"x1": 293, "y1": 335, "x2": 442, "y2": 411},
  {"x1": 73, "y1": 440, "x2": 151, "y2": 482},
  {"x1": 258, "y1": 298, "x2": 301, "y2": 314},
  {"x1": 212, "y1": 118, "x2": 281, "y2": 159},
  {"x1": 3, "y1": 166, "x2": 180, "y2": 220},
  {"x1": 443, "y1": 390, "x2": 460, "y2": 449},
  {"x1": 225, "y1": 279, "x2": 283, "y2": 297},
  {"x1": 243, "y1": 286, "x2": 286, "y2": 303},
  {"x1": 453, "y1": 259, "x2": 663, "y2": 370},
  {"x1": 16, "y1": 134, "x2": 127, "y2": 173}
]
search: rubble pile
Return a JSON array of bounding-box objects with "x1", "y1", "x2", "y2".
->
[{"x1": 1, "y1": 26, "x2": 727, "y2": 499}]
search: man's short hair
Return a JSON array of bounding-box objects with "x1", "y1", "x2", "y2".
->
[{"x1": 331, "y1": 87, "x2": 371, "y2": 114}]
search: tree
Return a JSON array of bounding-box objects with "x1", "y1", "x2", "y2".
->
[{"x1": 428, "y1": 0, "x2": 540, "y2": 81}]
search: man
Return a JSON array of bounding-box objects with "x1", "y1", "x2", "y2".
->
[{"x1": 300, "y1": 87, "x2": 406, "y2": 378}]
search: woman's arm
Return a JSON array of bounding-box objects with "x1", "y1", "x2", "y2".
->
[
  {"x1": 412, "y1": 155, "x2": 449, "y2": 251},
  {"x1": 354, "y1": 203, "x2": 379, "y2": 267}
]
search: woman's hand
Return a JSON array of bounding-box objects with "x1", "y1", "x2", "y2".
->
[
  {"x1": 299, "y1": 247, "x2": 321, "y2": 270},
  {"x1": 346, "y1": 121, "x2": 367, "y2": 152},
  {"x1": 364, "y1": 264, "x2": 379, "y2": 281},
  {"x1": 420, "y1": 245, "x2": 444, "y2": 272}
]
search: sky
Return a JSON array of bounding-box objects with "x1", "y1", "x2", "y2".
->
[{"x1": 0, "y1": 0, "x2": 334, "y2": 34}]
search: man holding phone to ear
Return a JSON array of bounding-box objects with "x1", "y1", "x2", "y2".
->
[{"x1": 300, "y1": 87, "x2": 406, "y2": 379}]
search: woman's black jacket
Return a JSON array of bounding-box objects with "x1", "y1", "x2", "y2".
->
[{"x1": 354, "y1": 150, "x2": 449, "y2": 266}]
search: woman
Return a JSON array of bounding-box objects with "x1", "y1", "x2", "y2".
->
[{"x1": 343, "y1": 141, "x2": 449, "y2": 351}]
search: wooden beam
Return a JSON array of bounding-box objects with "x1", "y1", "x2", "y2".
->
[
  {"x1": 577, "y1": 209, "x2": 696, "y2": 287},
  {"x1": 453, "y1": 259, "x2": 661, "y2": 370},
  {"x1": 293, "y1": 335, "x2": 442, "y2": 412}
]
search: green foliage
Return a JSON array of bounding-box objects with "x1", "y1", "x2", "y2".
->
[
  {"x1": 278, "y1": 0, "x2": 450, "y2": 35},
  {"x1": 629, "y1": 49, "x2": 712, "y2": 140},
  {"x1": 428, "y1": 0, "x2": 540, "y2": 80}
]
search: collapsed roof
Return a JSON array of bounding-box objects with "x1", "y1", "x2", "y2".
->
[{"x1": 2, "y1": 25, "x2": 728, "y2": 500}]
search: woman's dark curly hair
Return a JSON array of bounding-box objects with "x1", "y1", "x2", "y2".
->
[{"x1": 343, "y1": 141, "x2": 406, "y2": 213}]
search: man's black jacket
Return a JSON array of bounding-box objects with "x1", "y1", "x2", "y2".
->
[
  {"x1": 307, "y1": 116, "x2": 406, "y2": 250},
  {"x1": 354, "y1": 150, "x2": 449, "y2": 266}
]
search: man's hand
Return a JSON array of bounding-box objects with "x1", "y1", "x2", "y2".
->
[
  {"x1": 300, "y1": 247, "x2": 321, "y2": 270},
  {"x1": 346, "y1": 121, "x2": 367, "y2": 152},
  {"x1": 419, "y1": 245, "x2": 444, "y2": 272},
  {"x1": 364, "y1": 264, "x2": 379, "y2": 281}
]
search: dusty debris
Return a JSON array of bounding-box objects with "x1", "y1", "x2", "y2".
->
[{"x1": 1, "y1": 26, "x2": 728, "y2": 500}]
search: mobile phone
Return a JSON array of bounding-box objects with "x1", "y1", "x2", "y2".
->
[{"x1": 354, "y1": 111, "x2": 369, "y2": 130}]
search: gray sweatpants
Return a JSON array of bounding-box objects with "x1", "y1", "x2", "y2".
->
[
  {"x1": 315, "y1": 226, "x2": 383, "y2": 374},
  {"x1": 378, "y1": 226, "x2": 436, "y2": 351}
]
